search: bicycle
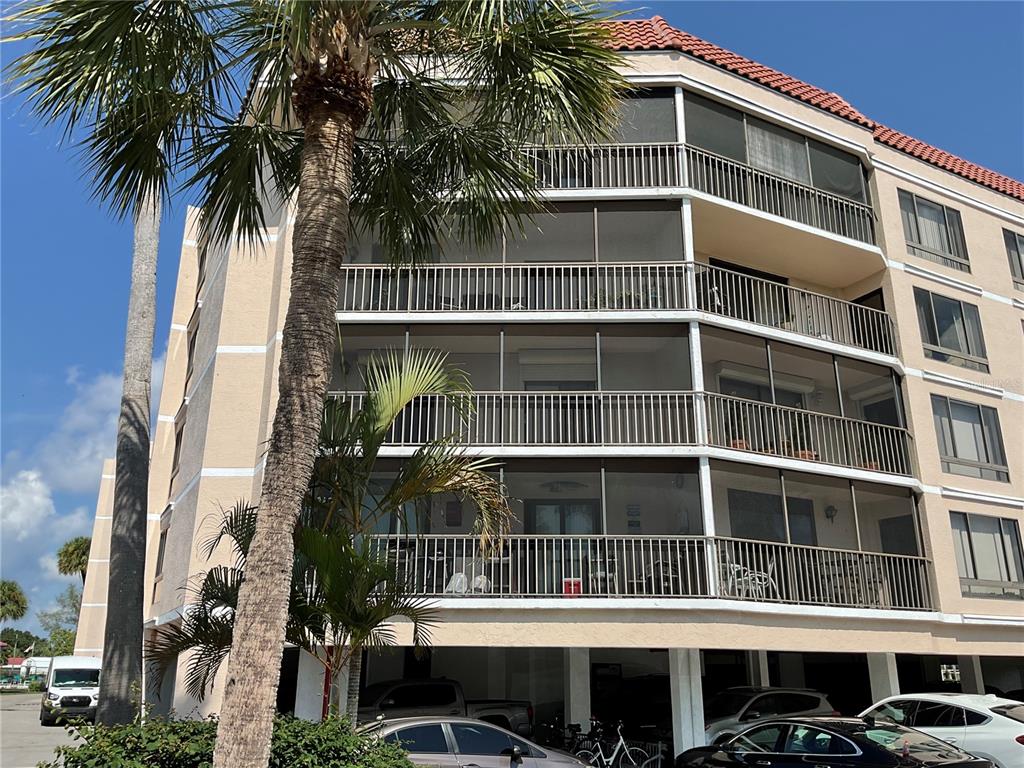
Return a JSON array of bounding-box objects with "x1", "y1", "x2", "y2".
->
[{"x1": 574, "y1": 719, "x2": 648, "y2": 768}]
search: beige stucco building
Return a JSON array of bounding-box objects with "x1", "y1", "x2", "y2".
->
[{"x1": 77, "y1": 16, "x2": 1023, "y2": 751}]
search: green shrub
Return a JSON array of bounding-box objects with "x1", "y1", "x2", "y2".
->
[
  {"x1": 43, "y1": 716, "x2": 414, "y2": 768},
  {"x1": 27, "y1": 680, "x2": 43, "y2": 692}
]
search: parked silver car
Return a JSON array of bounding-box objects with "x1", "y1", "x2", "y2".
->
[
  {"x1": 704, "y1": 687, "x2": 837, "y2": 744},
  {"x1": 362, "y1": 716, "x2": 588, "y2": 768}
]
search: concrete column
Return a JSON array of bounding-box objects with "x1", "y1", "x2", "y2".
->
[
  {"x1": 867, "y1": 653, "x2": 900, "y2": 702},
  {"x1": 294, "y1": 650, "x2": 327, "y2": 722},
  {"x1": 669, "y1": 648, "x2": 705, "y2": 754},
  {"x1": 777, "y1": 653, "x2": 806, "y2": 688},
  {"x1": 564, "y1": 648, "x2": 591, "y2": 728},
  {"x1": 747, "y1": 651, "x2": 770, "y2": 687},
  {"x1": 958, "y1": 656, "x2": 985, "y2": 694}
]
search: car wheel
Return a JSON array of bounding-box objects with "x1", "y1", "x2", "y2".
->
[{"x1": 40, "y1": 711, "x2": 56, "y2": 727}]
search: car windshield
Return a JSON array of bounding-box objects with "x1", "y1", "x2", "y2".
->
[
  {"x1": 706, "y1": 692, "x2": 752, "y2": 719},
  {"x1": 991, "y1": 704, "x2": 1024, "y2": 724},
  {"x1": 854, "y1": 723, "x2": 966, "y2": 760},
  {"x1": 52, "y1": 669, "x2": 99, "y2": 688}
]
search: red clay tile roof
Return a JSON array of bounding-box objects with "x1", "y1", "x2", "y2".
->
[{"x1": 606, "y1": 17, "x2": 1024, "y2": 202}]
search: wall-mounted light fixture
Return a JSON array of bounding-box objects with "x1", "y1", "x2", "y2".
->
[{"x1": 825, "y1": 505, "x2": 839, "y2": 524}]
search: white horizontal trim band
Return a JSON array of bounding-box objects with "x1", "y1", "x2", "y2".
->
[
  {"x1": 939, "y1": 486, "x2": 1024, "y2": 509},
  {"x1": 101, "y1": 473, "x2": 115, "y2": 480},
  {"x1": 88, "y1": 559, "x2": 109, "y2": 564},
  {"x1": 81, "y1": 603, "x2": 105, "y2": 608},
  {"x1": 182, "y1": 239, "x2": 198, "y2": 247},
  {"x1": 170, "y1": 323, "x2": 188, "y2": 332},
  {"x1": 216, "y1": 345, "x2": 267, "y2": 354}
]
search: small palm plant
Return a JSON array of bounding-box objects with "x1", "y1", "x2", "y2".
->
[
  {"x1": 57, "y1": 536, "x2": 92, "y2": 584},
  {"x1": 148, "y1": 348, "x2": 510, "y2": 713}
]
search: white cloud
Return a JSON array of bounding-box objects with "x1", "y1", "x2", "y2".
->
[
  {"x1": 39, "y1": 553, "x2": 77, "y2": 582},
  {"x1": 1, "y1": 470, "x2": 57, "y2": 541},
  {"x1": 34, "y1": 370, "x2": 122, "y2": 494}
]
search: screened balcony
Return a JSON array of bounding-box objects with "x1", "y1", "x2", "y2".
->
[{"x1": 365, "y1": 459, "x2": 930, "y2": 610}]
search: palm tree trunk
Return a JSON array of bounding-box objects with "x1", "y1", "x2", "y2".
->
[
  {"x1": 212, "y1": 101, "x2": 358, "y2": 768},
  {"x1": 97, "y1": 190, "x2": 160, "y2": 724},
  {"x1": 345, "y1": 648, "x2": 363, "y2": 720}
]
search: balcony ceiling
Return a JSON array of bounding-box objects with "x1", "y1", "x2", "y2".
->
[{"x1": 691, "y1": 197, "x2": 886, "y2": 289}]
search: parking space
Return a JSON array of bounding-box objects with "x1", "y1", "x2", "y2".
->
[{"x1": 0, "y1": 691, "x2": 76, "y2": 768}]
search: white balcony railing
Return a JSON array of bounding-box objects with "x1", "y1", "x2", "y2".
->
[
  {"x1": 684, "y1": 145, "x2": 875, "y2": 243},
  {"x1": 704, "y1": 392, "x2": 912, "y2": 475},
  {"x1": 337, "y1": 262, "x2": 688, "y2": 313},
  {"x1": 368, "y1": 534, "x2": 933, "y2": 610},
  {"x1": 525, "y1": 143, "x2": 684, "y2": 189},
  {"x1": 337, "y1": 262, "x2": 897, "y2": 358},
  {"x1": 330, "y1": 391, "x2": 912, "y2": 475},
  {"x1": 337, "y1": 391, "x2": 699, "y2": 447},
  {"x1": 693, "y1": 263, "x2": 897, "y2": 356}
]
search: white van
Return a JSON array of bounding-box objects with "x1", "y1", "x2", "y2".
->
[{"x1": 39, "y1": 655, "x2": 101, "y2": 726}]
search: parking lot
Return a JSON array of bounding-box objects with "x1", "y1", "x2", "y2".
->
[{"x1": 0, "y1": 691, "x2": 76, "y2": 768}]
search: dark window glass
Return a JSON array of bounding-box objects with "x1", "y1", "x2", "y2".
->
[
  {"x1": 898, "y1": 189, "x2": 971, "y2": 271},
  {"x1": 992, "y1": 704, "x2": 1024, "y2": 723},
  {"x1": 913, "y1": 288, "x2": 988, "y2": 372},
  {"x1": 867, "y1": 699, "x2": 917, "y2": 726},
  {"x1": 385, "y1": 725, "x2": 450, "y2": 754},
  {"x1": 912, "y1": 702, "x2": 964, "y2": 728},
  {"x1": 783, "y1": 726, "x2": 857, "y2": 755},
  {"x1": 451, "y1": 723, "x2": 514, "y2": 755},
  {"x1": 963, "y1": 709, "x2": 988, "y2": 726},
  {"x1": 752, "y1": 692, "x2": 822, "y2": 715},
  {"x1": 1004, "y1": 229, "x2": 1024, "y2": 289},
  {"x1": 809, "y1": 140, "x2": 865, "y2": 202},
  {"x1": 684, "y1": 93, "x2": 746, "y2": 162},
  {"x1": 732, "y1": 724, "x2": 785, "y2": 753},
  {"x1": 950, "y1": 511, "x2": 1024, "y2": 596},
  {"x1": 931, "y1": 396, "x2": 1009, "y2": 482}
]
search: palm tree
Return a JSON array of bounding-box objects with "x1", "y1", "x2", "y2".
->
[
  {"x1": 57, "y1": 536, "x2": 92, "y2": 584},
  {"x1": 0, "y1": 581, "x2": 28, "y2": 623},
  {"x1": 148, "y1": 348, "x2": 508, "y2": 716},
  {"x1": 184, "y1": 6, "x2": 624, "y2": 763},
  {"x1": 5, "y1": 1, "x2": 224, "y2": 724}
]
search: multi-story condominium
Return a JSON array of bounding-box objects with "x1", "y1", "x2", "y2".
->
[{"x1": 77, "y1": 16, "x2": 1023, "y2": 751}]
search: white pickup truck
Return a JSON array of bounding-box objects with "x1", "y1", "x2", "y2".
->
[{"x1": 358, "y1": 678, "x2": 534, "y2": 736}]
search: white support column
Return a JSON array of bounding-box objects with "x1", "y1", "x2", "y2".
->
[
  {"x1": 674, "y1": 87, "x2": 688, "y2": 185},
  {"x1": 867, "y1": 653, "x2": 900, "y2": 702},
  {"x1": 747, "y1": 651, "x2": 770, "y2": 687},
  {"x1": 669, "y1": 648, "x2": 705, "y2": 754},
  {"x1": 294, "y1": 650, "x2": 327, "y2": 722},
  {"x1": 564, "y1": 647, "x2": 591, "y2": 728},
  {"x1": 958, "y1": 655, "x2": 985, "y2": 694}
]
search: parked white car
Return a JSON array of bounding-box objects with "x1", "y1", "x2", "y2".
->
[{"x1": 861, "y1": 693, "x2": 1024, "y2": 768}]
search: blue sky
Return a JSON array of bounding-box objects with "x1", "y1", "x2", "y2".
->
[{"x1": 1, "y1": 2, "x2": 1022, "y2": 637}]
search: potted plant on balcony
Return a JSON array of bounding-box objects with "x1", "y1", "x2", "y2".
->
[
  {"x1": 724, "y1": 400, "x2": 750, "y2": 451},
  {"x1": 787, "y1": 414, "x2": 818, "y2": 461}
]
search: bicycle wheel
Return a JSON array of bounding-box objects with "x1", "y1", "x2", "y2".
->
[
  {"x1": 575, "y1": 750, "x2": 600, "y2": 766},
  {"x1": 617, "y1": 747, "x2": 649, "y2": 768}
]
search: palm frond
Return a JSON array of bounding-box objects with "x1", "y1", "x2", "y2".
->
[
  {"x1": 200, "y1": 500, "x2": 259, "y2": 564},
  {"x1": 364, "y1": 347, "x2": 472, "y2": 434}
]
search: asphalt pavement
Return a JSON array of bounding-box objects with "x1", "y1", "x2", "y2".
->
[{"x1": 0, "y1": 691, "x2": 77, "y2": 767}]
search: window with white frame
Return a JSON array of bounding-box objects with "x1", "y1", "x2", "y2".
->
[
  {"x1": 1003, "y1": 228, "x2": 1024, "y2": 291},
  {"x1": 930, "y1": 395, "x2": 1008, "y2": 482},
  {"x1": 913, "y1": 287, "x2": 988, "y2": 372},
  {"x1": 950, "y1": 511, "x2": 1024, "y2": 599},
  {"x1": 898, "y1": 189, "x2": 970, "y2": 271}
]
